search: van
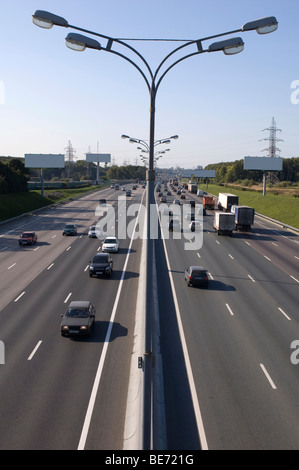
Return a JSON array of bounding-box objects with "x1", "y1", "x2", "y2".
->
[{"x1": 197, "y1": 190, "x2": 204, "y2": 197}]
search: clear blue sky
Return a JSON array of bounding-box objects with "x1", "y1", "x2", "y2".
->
[{"x1": 1, "y1": 0, "x2": 298, "y2": 169}]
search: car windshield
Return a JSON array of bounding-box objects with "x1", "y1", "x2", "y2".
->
[
  {"x1": 89, "y1": 226, "x2": 96, "y2": 230},
  {"x1": 105, "y1": 238, "x2": 116, "y2": 243},
  {"x1": 66, "y1": 308, "x2": 89, "y2": 318},
  {"x1": 21, "y1": 233, "x2": 33, "y2": 237},
  {"x1": 93, "y1": 254, "x2": 109, "y2": 263},
  {"x1": 65, "y1": 225, "x2": 74, "y2": 228}
]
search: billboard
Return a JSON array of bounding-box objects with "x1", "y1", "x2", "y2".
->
[
  {"x1": 244, "y1": 156, "x2": 283, "y2": 171},
  {"x1": 25, "y1": 154, "x2": 65, "y2": 168},
  {"x1": 86, "y1": 153, "x2": 111, "y2": 163},
  {"x1": 182, "y1": 169, "x2": 216, "y2": 178}
]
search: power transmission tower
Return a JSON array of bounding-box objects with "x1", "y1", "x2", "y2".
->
[
  {"x1": 259, "y1": 117, "x2": 283, "y2": 158},
  {"x1": 65, "y1": 140, "x2": 76, "y2": 179},
  {"x1": 259, "y1": 117, "x2": 283, "y2": 184}
]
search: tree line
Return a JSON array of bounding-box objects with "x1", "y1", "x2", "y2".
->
[{"x1": 204, "y1": 157, "x2": 299, "y2": 184}]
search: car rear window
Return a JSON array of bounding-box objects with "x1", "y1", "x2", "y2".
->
[{"x1": 192, "y1": 270, "x2": 207, "y2": 278}]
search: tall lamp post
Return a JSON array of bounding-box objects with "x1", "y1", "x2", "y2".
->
[{"x1": 32, "y1": 11, "x2": 278, "y2": 449}]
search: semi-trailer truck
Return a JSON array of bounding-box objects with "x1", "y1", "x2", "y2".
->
[
  {"x1": 218, "y1": 193, "x2": 239, "y2": 212},
  {"x1": 231, "y1": 205, "x2": 255, "y2": 231},
  {"x1": 214, "y1": 212, "x2": 235, "y2": 236}
]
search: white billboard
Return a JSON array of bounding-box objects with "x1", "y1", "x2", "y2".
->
[
  {"x1": 25, "y1": 154, "x2": 65, "y2": 168},
  {"x1": 244, "y1": 156, "x2": 283, "y2": 171},
  {"x1": 86, "y1": 153, "x2": 111, "y2": 163}
]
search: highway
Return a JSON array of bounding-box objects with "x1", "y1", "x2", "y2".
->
[
  {"x1": 0, "y1": 186, "x2": 144, "y2": 449},
  {"x1": 156, "y1": 186, "x2": 299, "y2": 449},
  {"x1": 0, "y1": 183, "x2": 299, "y2": 449}
]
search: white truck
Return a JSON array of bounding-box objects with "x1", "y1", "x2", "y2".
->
[
  {"x1": 218, "y1": 193, "x2": 239, "y2": 212},
  {"x1": 214, "y1": 212, "x2": 235, "y2": 236},
  {"x1": 231, "y1": 205, "x2": 255, "y2": 231}
]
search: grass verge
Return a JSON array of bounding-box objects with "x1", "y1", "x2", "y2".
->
[{"x1": 0, "y1": 185, "x2": 104, "y2": 222}]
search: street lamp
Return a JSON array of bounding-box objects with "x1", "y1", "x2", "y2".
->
[{"x1": 32, "y1": 11, "x2": 278, "y2": 449}]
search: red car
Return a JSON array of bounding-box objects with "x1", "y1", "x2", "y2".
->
[{"x1": 19, "y1": 231, "x2": 37, "y2": 246}]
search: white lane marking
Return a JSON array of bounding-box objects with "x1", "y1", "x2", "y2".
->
[
  {"x1": 216, "y1": 240, "x2": 220, "y2": 245},
  {"x1": 244, "y1": 241, "x2": 251, "y2": 246},
  {"x1": 47, "y1": 263, "x2": 54, "y2": 270},
  {"x1": 14, "y1": 292, "x2": 25, "y2": 302},
  {"x1": 272, "y1": 242, "x2": 278, "y2": 247},
  {"x1": 66, "y1": 246, "x2": 71, "y2": 251},
  {"x1": 64, "y1": 293, "x2": 72, "y2": 304},
  {"x1": 248, "y1": 274, "x2": 255, "y2": 283},
  {"x1": 28, "y1": 341, "x2": 42, "y2": 361},
  {"x1": 228, "y1": 254, "x2": 234, "y2": 259},
  {"x1": 260, "y1": 364, "x2": 277, "y2": 390},
  {"x1": 197, "y1": 253, "x2": 201, "y2": 258},
  {"x1": 8, "y1": 263, "x2": 16, "y2": 270},
  {"x1": 290, "y1": 275, "x2": 299, "y2": 283},
  {"x1": 225, "y1": 303, "x2": 234, "y2": 316},
  {"x1": 264, "y1": 255, "x2": 271, "y2": 261},
  {"x1": 77, "y1": 192, "x2": 144, "y2": 451},
  {"x1": 278, "y1": 307, "x2": 291, "y2": 321}
]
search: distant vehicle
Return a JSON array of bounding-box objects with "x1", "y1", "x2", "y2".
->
[
  {"x1": 190, "y1": 220, "x2": 201, "y2": 232},
  {"x1": 169, "y1": 218, "x2": 181, "y2": 231},
  {"x1": 126, "y1": 190, "x2": 131, "y2": 197},
  {"x1": 88, "y1": 225, "x2": 102, "y2": 238},
  {"x1": 189, "y1": 200, "x2": 195, "y2": 207},
  {"x1": 99, "y1": 198, "x2": 107, "y2": 205},
  {"x1": 185, "y1": 212, "x2": 195, "y2": 221},
  {"x1": 89, "y1": 252, "x2": 113, "y2": 277},
  {"x1": 231, "y1": 205, "x2": 255, "y2": 231},
  {"x1": 61, "y1": 301, "x2": 96, "y2": 337},
  {"x1": 185, "y1": 266, "x2": 209, "y2": 287},
  {"x1": 218, "y1": 193, "x2": 239, "y2": 212},
  {"x1": 114, "y1": 184, "x2": 119, "y2": 190},
  {"x1": 167, "y1": 191, "x2": 171, "y2": 196},
  {"x1": 110, "y1": 184, "x2": 115, "y2": 188},
  {"x1": 160, "y1": 196, "x2": 167, "y2": 203},
  {"x1": 180, "y1": 194, "x2": 185, "y2": 199},
  {"x1": 122, "y1": 187, "x2": 126, "y2": 191},
  {"x1": 62, "y1": 224, "x2": 77, "y2": 236},
  {"x1": 19, "y1": 231, "x2": 37, "y2": 246},
  {"x1": 213, "y1": 212, "x2": 235, "y2": 236},
  {"x1": 197, "y1": 190, "x2": 204, "y2": 197},
  {"x1": 174, "y1": 199, "x2": 181, "y2": 205},
  {"x1": 102, "y1": 236, "x2": 119, "y2": 253}
]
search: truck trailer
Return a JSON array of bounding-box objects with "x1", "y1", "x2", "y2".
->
[
  {"x1": 188, "y1": 183, "x2": 197, "y2": 193},
  {"x1": 231, "y1": 205, "x2": 255, "y2": 231},
  {"x1": 214, "y1": 212, "x2": 235, "y2": 236},
  {"x1": 218, "y1": 193, "x2": 239, "y2": 212}
]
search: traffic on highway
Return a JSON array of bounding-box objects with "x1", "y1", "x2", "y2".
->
[{"x1": 0, "y1": 181, "x2": 299, "y2": 450}]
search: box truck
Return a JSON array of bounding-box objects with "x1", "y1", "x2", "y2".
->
[
  {"x1": 218, "y1": 193, "x2": 239, "y2": 212},
  {"x1": 231, "y1": 205, "x2": 255, "y2": 231},
  {"x1": 214, "y1": 212, "x2": 235, "y2": 236}
]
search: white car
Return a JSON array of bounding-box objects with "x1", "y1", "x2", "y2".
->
[
  {"x1": 102, "y1": 236, "x2": 119, "y2": 253},
  {"x1": 88, "y1": 225, "x2": 102, "y2": 238}
]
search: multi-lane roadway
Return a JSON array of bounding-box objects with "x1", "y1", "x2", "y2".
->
[{"x1": 0, "y1": 183, "x2": 298, "y2": 450}]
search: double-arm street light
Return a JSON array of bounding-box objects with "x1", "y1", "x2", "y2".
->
[{"x1": 32, "y1": 10, "x2": 278, "y2": 449}]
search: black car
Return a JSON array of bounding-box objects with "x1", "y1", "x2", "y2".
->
[
  {"x1": 61, "y1": 301, "x2": 96, "y2": 337},
  {"x1": 62, "y1": 224, "x2": 77, "y2": 236},
  {"x1": 89, "y1": 253, "x2": 113, "y2": 277},
  {"x1": 185, "y1": 266, "x2": 209, "y2": 287}
]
